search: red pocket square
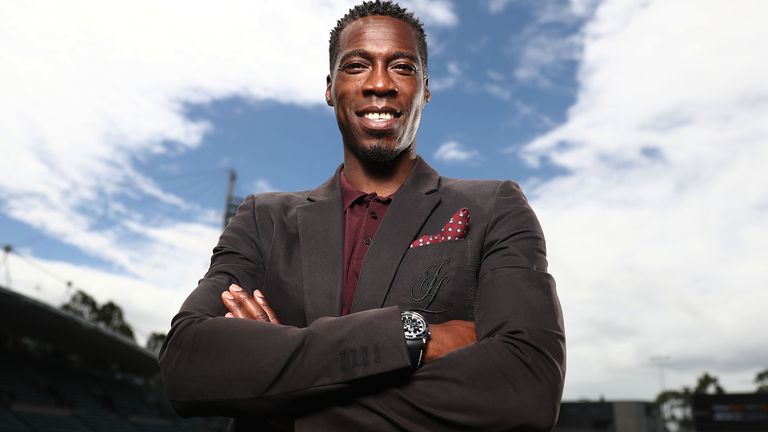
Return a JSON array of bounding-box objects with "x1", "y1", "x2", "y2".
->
[{"x1": 410, "y1": 208, "x2": 470, "y2": 248}]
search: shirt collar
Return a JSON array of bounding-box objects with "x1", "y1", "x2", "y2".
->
[{"x1": 339, "y1": 169, "x2": 393, "y2": 209}]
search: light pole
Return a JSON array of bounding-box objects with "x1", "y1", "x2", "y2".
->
[
  {"x1": 651, "y1": 355, "x2": 671, "y2": 392},
  {"x1": 2, "y1": 244, "x2": 12, "y2": 287}
]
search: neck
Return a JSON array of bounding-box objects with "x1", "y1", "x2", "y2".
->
[{"x1": 342, "y1": 147, "x2": 417, "y2": 196}]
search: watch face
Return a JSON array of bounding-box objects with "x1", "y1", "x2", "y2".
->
[{"x1": 402, "y1": 311, "x2": 428, "y2": 339}]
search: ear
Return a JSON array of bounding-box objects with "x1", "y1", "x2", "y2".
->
[
  {"x1": 325, "y1": 74, "x2": 334, "y2": 107},
  {"x1": 424, "y1": 76, "x2": 431, "y2": 103}
]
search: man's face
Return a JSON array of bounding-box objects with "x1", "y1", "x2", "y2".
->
[{"x1": 326, "y1": 16, "x2": 430, "y2": 164}]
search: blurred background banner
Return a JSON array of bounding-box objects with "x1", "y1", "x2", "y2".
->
[{"x1": 1, "y1": 2, "x2": 766, "y2": 429}]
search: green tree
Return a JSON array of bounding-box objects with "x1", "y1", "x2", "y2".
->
[
  {"x1": 95, "y1": 301, "x2": 135, "y2": 341},
  {"x1": 657, "y1": 388, "x2": 693, "y2": 432},
  {"x1": 657, "y1": 371, "x2": 725, "y2": 432},
  {"x1": 145, "y1": 332, "x2": 167, "y2": 356},
  {"x1": 693, "y1": 372, "x2": 725, "y2": 394},
  {"x1": 61, "y1": 289, "x2": 99, "y2": 321},
  {"x1": 60, "y1": 290, "x2": 135, "y2": 341},
  {"x1": 756, "y1": 369, "x2": 768, "y2": 393}
]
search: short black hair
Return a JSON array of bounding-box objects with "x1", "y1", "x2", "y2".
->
[{"x1": 329, "y1": 0, "x2": 428, "y2": 76}]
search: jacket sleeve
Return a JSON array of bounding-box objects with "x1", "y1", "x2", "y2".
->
[
  {"x1": 296, "y1": 181, "x2": 566, "y2": 431},
  {"x1": 158, "y1": 197, "x2": 413, "y2": 418}
]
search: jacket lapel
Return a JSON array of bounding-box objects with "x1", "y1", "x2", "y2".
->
[
  {"x1": 298, "y1": 169, "x2": 344, "y2": 324},
  {"x1": 350, "y1": 158, "x2": 441, "y2": 313}
]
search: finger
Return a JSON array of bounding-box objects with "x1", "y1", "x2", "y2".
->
[
  {"x1": 224, "y1": 312, "x2": 234, "y2": 318},
  {"x1": 221, "y1": 291, "x2": 248, "y2": 319},
  {"x1": 229, "y1": 284, "x2": 270, "y2": 322},
  {"x1": 254, "y1": 290, "x2": 280, "y2": 324}
]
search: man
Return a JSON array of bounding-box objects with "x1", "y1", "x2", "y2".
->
[{"x1": 159, "y1": 1, "x2": 565, "y2": 430}]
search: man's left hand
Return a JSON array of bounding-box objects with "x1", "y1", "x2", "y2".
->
[{"x1": 221, "y1": 283, "x2": 280, "y2": 324}]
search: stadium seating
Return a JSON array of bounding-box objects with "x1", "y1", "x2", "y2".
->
[
  {"x1": 0, "y1": 350, "x2": 227, "y2": 432},
  {"x1": 0, "y1": 285, "x2": 227, "y2": 432}
]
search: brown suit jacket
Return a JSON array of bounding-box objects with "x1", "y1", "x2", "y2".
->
[{"x1": 159, "y1": 157, "x2": 565, "y2": 431}]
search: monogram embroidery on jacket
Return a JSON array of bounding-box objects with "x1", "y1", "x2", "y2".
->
[{"x1": 410, "y1": 258, "x2": 450, "y2": 314}]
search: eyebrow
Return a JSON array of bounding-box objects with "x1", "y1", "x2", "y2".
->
[{"x1": 337, "y1": 49, "x2": 421, "y2": 68}]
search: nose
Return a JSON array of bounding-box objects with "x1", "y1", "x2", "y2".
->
[{"x1": 363, "y1": 64, "x2": 398, "y2": 97}]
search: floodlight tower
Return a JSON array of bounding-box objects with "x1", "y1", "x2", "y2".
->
[
  {"x1": 651, "y1": 355, "x2": 672, "y2": 392},
  {"x1": 223, "y1": 169, "x2": 242, "y2": 229},
  {"x1": 2, "y1": 244, "x2": 11, "y2": 287}
]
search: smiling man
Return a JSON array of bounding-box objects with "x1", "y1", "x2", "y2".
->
[{"x1": 159, "y1": 1, "x2": 565, "y2": 431}]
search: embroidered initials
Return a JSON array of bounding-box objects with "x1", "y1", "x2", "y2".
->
[{"x1": 410, "y1": 259, "x2": 450, "y2": 313}]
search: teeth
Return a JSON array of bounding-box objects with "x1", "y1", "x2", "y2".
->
[{"x1": 364, "y1": 112, "x2": 393, "y2": 121}]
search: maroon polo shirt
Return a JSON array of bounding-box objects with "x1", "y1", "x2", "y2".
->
[{"x1": 339, "y1": 170, "x2": 393, "y2": 316}]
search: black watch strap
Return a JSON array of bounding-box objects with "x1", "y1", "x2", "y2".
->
[
  {"x1": 401, "y1": 310, "x2": 429, "y2": 370},
  {"x1": 405, "y1": 337, "x2": 426, "y2": 369}
]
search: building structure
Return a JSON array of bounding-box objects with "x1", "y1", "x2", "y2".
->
[{"x1": 555, "y1": 400, "x2": 663, "y2": 432}]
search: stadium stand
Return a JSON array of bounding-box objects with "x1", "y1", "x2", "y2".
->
[{"x1": 0, "y1": 285, "x2": 226, "y2": 432}]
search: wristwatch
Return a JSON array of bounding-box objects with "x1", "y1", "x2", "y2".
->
[{"x1": 401, "y1": 310, "x2": 430, "y2": 369}]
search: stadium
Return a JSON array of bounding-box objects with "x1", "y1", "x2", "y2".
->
[{"x1": 0, "y1": 285, "x2": 225, "y2": 432}]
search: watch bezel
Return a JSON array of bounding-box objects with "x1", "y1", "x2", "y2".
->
[{"x1": 401, "y1": 310, "x2": 429, "y2": 340}]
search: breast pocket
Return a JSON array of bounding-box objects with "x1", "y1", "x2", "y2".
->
[{"x1": 383, "y1": 240, "x2": 476, "y2": 323}]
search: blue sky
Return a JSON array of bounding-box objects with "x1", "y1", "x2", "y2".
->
[
  {"x1": 3, "y1": 0, "x2": 583, "y2": 271},
  {"x1": 0, "y1": 2, "x2": 582, "y2": 270},
  {"x1": 2, "y1": 0, "x2": 767, "y2": 401},
  {"x1": 141, "y1": 1, "x2": 581, "y2": 210}
]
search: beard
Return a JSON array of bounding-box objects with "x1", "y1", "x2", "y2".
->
[
  {"x1": 359, "y1": 143, "x2": 400, "y2": 164},
  {"x1": 349, "y1": 132, "x2": 411, "y2": 166}
]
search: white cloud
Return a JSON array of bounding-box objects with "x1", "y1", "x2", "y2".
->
[
  {"x1": 433, "y1": 141, "x2": 481, "y2": 164},
  {"x1": 509, "y1": 100, "x2": 557, "y2": 130},
  {"x1": 482, "y1": 70, "x2": 514, "y2": 101},
  {"x1": 520, "y1": 0, "x2": 768, "y2": 398},
  {"x1": 252, "y1": 178, "x2": 280, "y2": 194},
  {"x1": 513, "y1": 33, "x2": 581, "y2": 86},
  {"x1": 483, "y1": 83, "x2": 512, "y2": 100},
  {"x1": 402, "y1": 0, "x2": 458, "y2": 27},
  {"x1": 429, "y1": 62, "x2": 462, "y2": 91},
  {"x1": 508, "y1": 0, "x2": 596, "y2": 88},
  {"x1": 487, "y1": 0, "x2": 515, "y2": 14},
  {"x1": 486, "y1": 69, "x2": 506, "y2": 82},
  {"x1": 0, "y1": 1, "x2": 458, "y2": 332}
]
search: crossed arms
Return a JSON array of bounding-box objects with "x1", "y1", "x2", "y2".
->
[
  {"x1": 159, "y1": 181, "x2": 566, "y2": 430},
  {"x1": 220, "y1": 284, "x2": 476, "y2": 363}
]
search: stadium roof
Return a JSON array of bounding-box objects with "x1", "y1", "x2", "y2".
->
[{"x1": 0, "y1": 285, "x2": 159, "y2": 375}]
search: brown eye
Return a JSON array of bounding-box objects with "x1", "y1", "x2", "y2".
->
[
  {"x1": 341, "y1": 62, "x2": 367, "y2": 73},
  {"x1": 393, "y1": 63, "x2": 417, "y2": 75}
]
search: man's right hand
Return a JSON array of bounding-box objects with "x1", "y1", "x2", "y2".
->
[
  {"x1": 221, "y1": 284, "x2": 280, "y2": 324},
  {"x1": 424, "y1": 320, "x2": 476, "y2": 362}
]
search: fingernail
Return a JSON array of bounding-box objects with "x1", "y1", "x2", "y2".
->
[
  {"x1": 229, "y1": 284, "x2": 243, "y2": 292},
  {"x1": 223, "y1": 292, "x2": 235, "y2": 300},
  {"x1": 254, "y1": 290, "x2": 265, "y2": 298}
]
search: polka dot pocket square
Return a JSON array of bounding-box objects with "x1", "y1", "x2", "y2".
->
[{"x1": 410, "y1": 208, "x2": 470, "y2": 248}]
